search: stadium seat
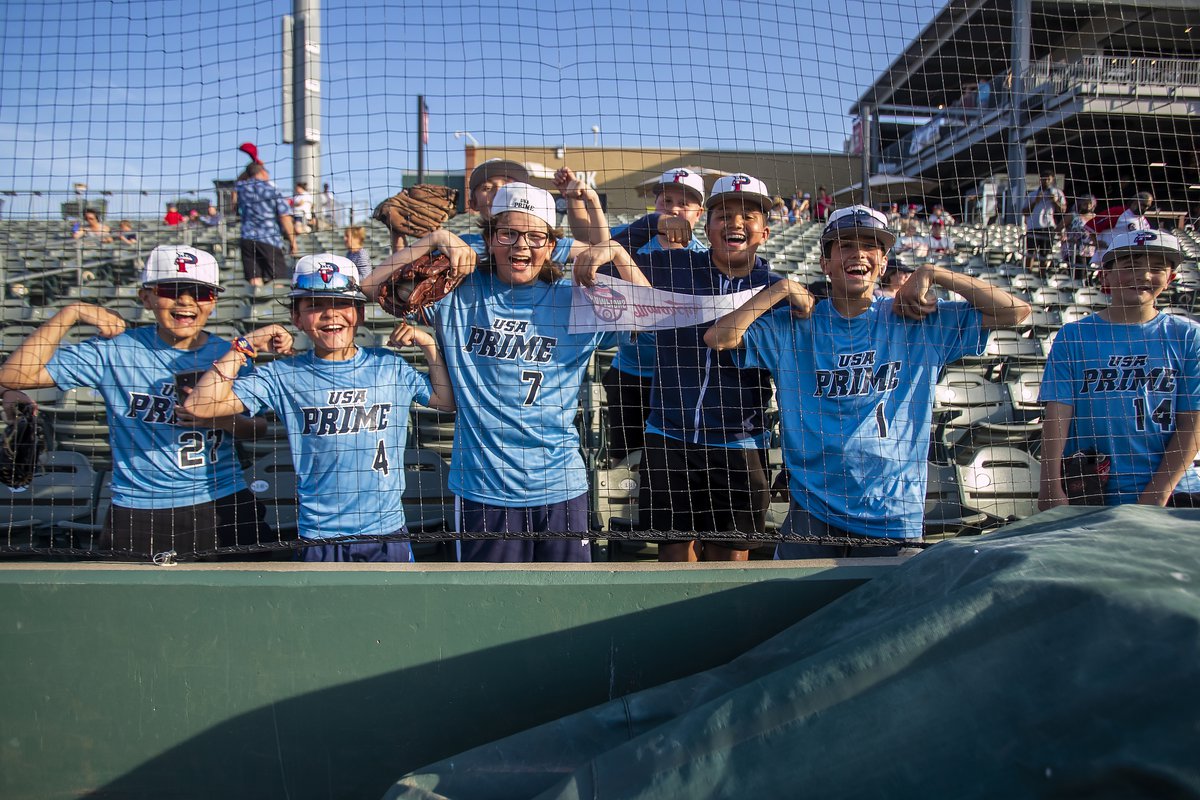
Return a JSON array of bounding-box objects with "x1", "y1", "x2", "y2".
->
[
  {"x1": 957, "y1": 445, "x2": 1041, "y2": 522},
  {"x1": 923, "y1": 462, "x2": 989, "y2": 540},
  {"x1": 40, "y1": 386, "x2": 111, "y2": 467},
  {"x1": 244, "y1": 452, "x2": 298, "y2": 539},
  {"x1": 0, "y1": 450, "x2": 98, "y2": 544}
]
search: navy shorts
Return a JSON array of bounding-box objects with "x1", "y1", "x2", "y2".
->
[
  {"x1": 774, "y1": 506, "x2": 922, "y2": 560},
  {"x1": 102, "y1": 488, "x2": 270, "y2": 561},
  {"x1": 296, "y1": 532, "x2": 414, "y2": 563},
  {"x1": 601, "y1": 366, "x2": 652, "y2": 462},
  {"x1": 639, "y1": 432, "x2": 769, "y2": 549},
  {"x1": 456, "y1": 493, "x2": 591, "y2": 563},
  {"x1": 239, "y1": 239, "x2": 286, "y2": 282}
]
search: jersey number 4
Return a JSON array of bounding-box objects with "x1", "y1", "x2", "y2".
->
[{"x1": 177, "y1": 430, "x2": 225, "y2": 469}]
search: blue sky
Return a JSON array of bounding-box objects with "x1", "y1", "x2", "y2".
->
[{"x1": 0, "y1": 0, "x2": 943, "y2": 217}]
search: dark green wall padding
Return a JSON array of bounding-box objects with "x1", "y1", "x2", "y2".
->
[{"x1": 0, "y1": 562, "x2": 890, "y2": 799}]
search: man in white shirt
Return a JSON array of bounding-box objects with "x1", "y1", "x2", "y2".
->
[{"x1": 1022, "y1": 169, "x2": 1066, "y2": 274}]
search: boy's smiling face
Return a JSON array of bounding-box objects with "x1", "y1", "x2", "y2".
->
[
  {"x1": 139, "y1": 283, "x2": 218, "y2": 347},
  {"x1": 1102, "y1": 253, "x2": 1175, "y2": 308},
  {"x1": 291, "y1": 296, "x2": 363, "y2": 356},
  {"x1": 705, "y1": 199, "x2": 769, "y2": 271},
  {"x1": 821, "y1": 234, "x2": 888, "y2": 299}
]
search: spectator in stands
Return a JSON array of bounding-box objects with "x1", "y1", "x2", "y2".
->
[
  {"x1": 925, "y1": 220, "x2": 955, "y2": 255},
  {"x1": 796, "y1": 192, "x2": 812, "y2": 223},
  {"x1": 185, "y1": 254, "x2": 455, "y2": 562},
  {"x1": 705, "y1": 205, "x2": 1030, "y2": 557},
  {"x1": 291, "y1": 182, "x2": 313, "y2": 234},
  {"x1": 1062, "y1": 194, "x2": 1097, "y2": 275},
  {"x1": 365, "y1": 183, "x2": 629, "y2": 563},
  {"x1": 317, "y1": 183, "x2": 336, "y2": 230},
  {"x1": 769, "y1": 196, "x2": 789, "y2": 226},
  {"x1": 200, "y1": 205, "x2": 222, "y2": 227},
  {"x1": 886, "y1": 203, "x2": 902, "y2": 228},
  {"x1": 163, "y1": 205, "x2": 185, "y2": 226},
  {"x1": 903, "y1": 204, "x2": 921, "y2": 222},
  {"x1": 896, "y1": 220, "x2": 928, "y2": 259},
  {"x1": 72, "y1": 208, "x2": 112, "y2": 243},
  {"x1": 343, "y1": 225, "x2": 371, "y2": 280},
  {"x1": 579, "y1": 174, "x2": 784, "y2": 563},
  {"x1": 816, "y1": 186, "x2": 834, "y2": 222},
  {"x1": 0, "y1": 245, "x2": 269, "y2": 560},
  {"x1": 115, "y1": 220, "x2": 137, "y2": 246},
  {"x1": 927, "y1": 203, "x2": 956, "y2": 227},
  {"x1": 186, "y1": 209, "x2": 202, "y2": 227},
  {"x1": 236, "y1": 161, "x2": 298, "y2": 287},
  {"x1": 601, "y1": 168, "x2": 709, "y2": 465},
  {"x1": 1039, "y1": 231, "x2": 1200, "y2": 510},
  {"x1": 1022, "y1": 168, "x2": 1067, "y2": 274},
  {"x1": 1118, "y1": 191, "x2": 1154, "y2": 233}
]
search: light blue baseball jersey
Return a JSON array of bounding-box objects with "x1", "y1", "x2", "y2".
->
[
  {"x1": 607, "y1": 227, "x2": 707, "y2": 378},
  {"x1": 459, "y1": 232, "x2": 574, "y2": 265},
  {"x1": 45, "y1": 326, "x2": 248, "y2": 509},
  {"x1": 1040, "y1": 313, "x2": 1200, "y2": 503},
  {"x1": 233, "y1": 347, "x2": 432, "y2": 539},
  {"x1": 431, "y1": 270, "x2": 616, "y2": 506},
  {"x1": 742, "y1": 298, "x2": 988, "y2": 538}
]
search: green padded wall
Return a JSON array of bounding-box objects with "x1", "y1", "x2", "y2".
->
[{"x1": 0, "y1": 561, "x2": 890, "y2": 799}]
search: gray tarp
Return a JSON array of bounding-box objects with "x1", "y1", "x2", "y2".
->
[{"x1": 385, "y1": 506, "x2": 1200, "y2": 800}]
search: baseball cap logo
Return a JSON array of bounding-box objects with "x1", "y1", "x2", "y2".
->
[
  {"x1": 511, "y1": 197, "x2": 535, "y2": 211},
  {"x1": 1133, "y1": 231, "x2": 1158, "y2": 246},
  {"x1": 174, "y1": 251, "x2": 198, "y2": 273},
  {"x1": 730, "y1": 175, "x2": 751, "y2": 192},
  {"x1": 672, "y1": 170, "x2": 690, "y2": 183},
  {"x1": 317, "y1": 262, "x2": 339, "y2": 283}
]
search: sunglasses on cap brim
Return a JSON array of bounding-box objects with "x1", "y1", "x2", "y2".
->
[
  {"x1": 148, "y1": 283, "x2": 219, "y2": 302},
  {"x1": 291, "y1": 270, "x2": 364, "y2": 294}
]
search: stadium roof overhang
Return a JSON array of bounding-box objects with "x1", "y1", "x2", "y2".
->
[{"x1": 851, "y1": 0, "x2": 1200, "y2": 117}]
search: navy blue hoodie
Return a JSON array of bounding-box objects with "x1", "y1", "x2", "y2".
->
[{"x1": 642, "y1": 248, "x2": 781, "y2": 448}]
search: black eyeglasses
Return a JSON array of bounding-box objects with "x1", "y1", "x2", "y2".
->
[
  {"x1": 494, "y1": 227, "x2": 550, "y2": 248},
  {"x1": 151, "y1": 283, "x2": 217, "y2": 302}
]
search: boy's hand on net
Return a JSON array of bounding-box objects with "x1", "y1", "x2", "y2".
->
[
  {"x1": 657, "y1": 216, "x2": 693, "y2": 247},
  {"x1": 248, "y1": 324, "x2": 294, "y2": 356},
  {"x1": 387, "y1": 322, "x2": 434, "y2": 349},
  {"x1": 892, "y1": 267, "x2": 938, "y2": 320}
]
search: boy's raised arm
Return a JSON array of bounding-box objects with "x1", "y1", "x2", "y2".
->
[
  {"x1": 894, "y1": 265, "x2": 1031, "y2": 328},
  {"x1": 0, "y1": 303, "x2": 125, "y2": 390},
  {"x1": 387, "y1": 323, "x2": 455, "y2": 413},
  {"x1": 1037, "y1": 401, "x2": 1073, "y2": 511},
  {"x1": 554, "y1": 167, "x2": 610, "y2": 245},
  {"x1": 365, "y1": 228, "x2": 476, "y2": 298},
  {"x1": 184, "y1": 325, "x2": 291, "y2": 420},
  {"x1": 705, "y1": 280, "x2": 814, "y2": 352}
]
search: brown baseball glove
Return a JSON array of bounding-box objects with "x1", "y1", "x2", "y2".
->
[
  {"x1": 0, "y1": 403, "x2": 47, "y2": 489},
  {"x1": 372, "y1": 184, "x2": 459, "y2": 239},
  {"x1": 377, "y1": 252, "x2": 455, "y2": 324}
]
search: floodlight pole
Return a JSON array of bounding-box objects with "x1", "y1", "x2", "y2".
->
[
  {"x1": 1005, "y1": 0, "x2": 1031, "y2": 223},
  {"x1": 284, "y1": 0, "x2": 321, "y2": 199},
  {"x1": 859, "y1": 104, "x2": 874, "y2": 207}
]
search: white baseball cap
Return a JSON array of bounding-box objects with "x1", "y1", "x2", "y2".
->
[
  {"x1": 469, "y1": 158, "x2": 530, "y2": 194},
  {"x1": 1102, "y1": 230, "x2": 1183, "y2": 268},
  {"x1": 706, "y1": 173, "x2": 772, "y2": 214},
  {"x1": 490, "y1": 182, "x2": 557, "y2": 229},
  {"x1": 821, "y1": 205, "x2": 897, "y2": 251},
  {"x1": 288, "y1": 254, "x2": 367, "y2": 300},
  {"x1": 141, "y1": 245, "x2": 223, "y2": 291},
  {"x1": 653, "y1": 168, "x2": 705, "y2": 204}
]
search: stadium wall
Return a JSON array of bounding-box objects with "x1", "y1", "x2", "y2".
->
[
  {"x1": 463, "y1": 144, "x2": 857, "y2": 213},
  {"x1": 0, "y1": 560, "x2": 889, "y2": 800}
]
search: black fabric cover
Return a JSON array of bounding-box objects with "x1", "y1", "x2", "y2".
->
[{"x1": 386, "y1": 506, "x2": 1200, "y2": 800}]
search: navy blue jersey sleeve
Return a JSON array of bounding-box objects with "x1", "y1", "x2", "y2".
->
[{"x1": 611, "y1": 213, "x2": 660, "y2": 253}]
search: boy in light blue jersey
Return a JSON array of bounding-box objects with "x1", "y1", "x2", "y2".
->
[
  {"x1": 602, "y1": 168, "x2": 709, "y2": 462},
  {"x1": 706, "y1": 206, "x2": 1030, "y2": 557},
  {"x1": 184, "y1": 254, "x2": 455, "y2": 562},
  {"x1": 0, "y1": 245, "x2": 268, "y2": 559},
  {"x1": 366, "y1": 184, "x2": 638, "y2": 563},
  {"x1": 1039, "y1": 230, "x2": 1200, "y2": 509}
]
